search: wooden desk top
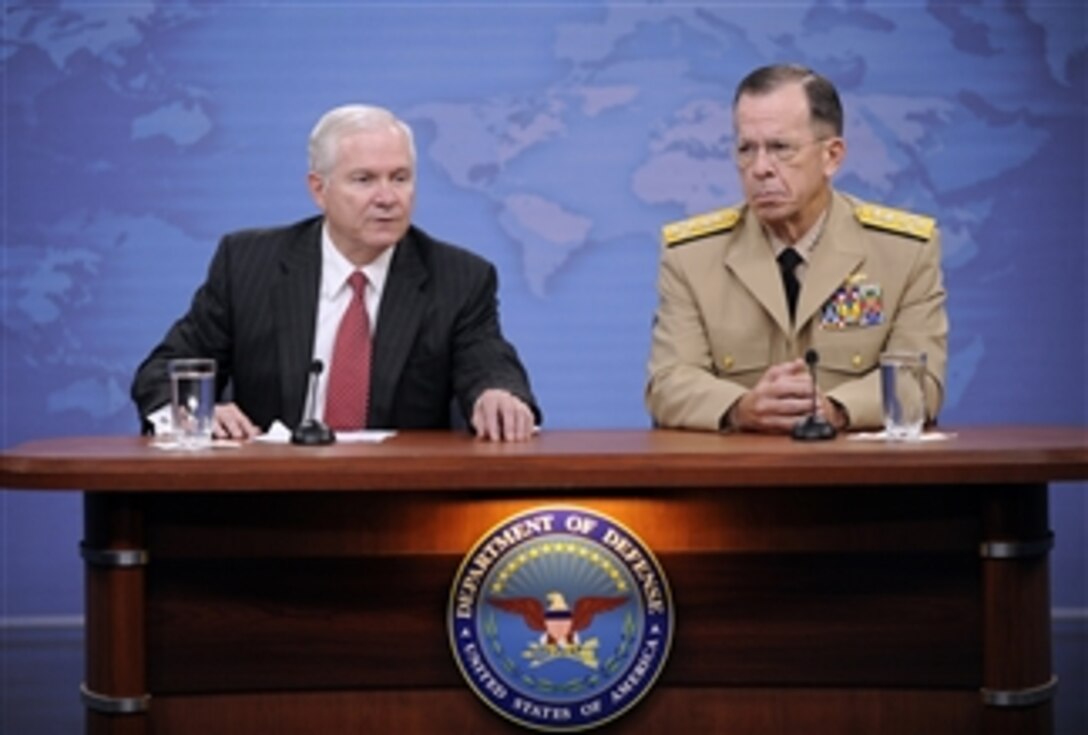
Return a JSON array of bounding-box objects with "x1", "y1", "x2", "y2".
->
[{"x1": 1, "y1": 427, "x2": 1085, "y2": 492}]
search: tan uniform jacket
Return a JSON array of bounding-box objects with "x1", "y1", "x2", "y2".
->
[{"x1": 646, "y1": 191, "x2": 948, "y2": 430}]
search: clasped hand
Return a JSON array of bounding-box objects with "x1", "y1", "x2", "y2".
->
[{"x1": 731, "y1": 358, "x2": 844, "y2": 434}]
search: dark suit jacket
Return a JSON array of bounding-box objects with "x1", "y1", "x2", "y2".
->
[{"x1": 131, "y1": 217, "x2": 540, "y2": 432}]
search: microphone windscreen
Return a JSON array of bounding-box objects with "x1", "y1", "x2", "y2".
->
[
  {"x1": 804, "y1": 348, "x2": 819, "y2": 367},
  {"x1": 310, "y1": 359, "x2": 324, "y2": 375}
]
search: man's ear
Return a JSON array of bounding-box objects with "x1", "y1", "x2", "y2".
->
[
  {"x1": 823, "y1": 137, "x2": 846, "y2": 178},
  {"x1": 307, "y1": 172, "x2": 326, "y2": 210}
]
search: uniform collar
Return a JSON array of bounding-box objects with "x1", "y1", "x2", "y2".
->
[{"x1": 767, "y1": 206, "x2": 829, "y2": 264}]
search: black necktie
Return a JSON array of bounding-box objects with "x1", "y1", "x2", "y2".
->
[{"x1": 778, "y1": 248, "x2": 802, "y2": 322}]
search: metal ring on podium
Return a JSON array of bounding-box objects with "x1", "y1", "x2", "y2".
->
[
  {"x1": 80, "y1": 682, "x2": 150, "y2": 714},
  {"x1": 80, "y1": 542, "x2": 149, "y2": 567},
  {"x1": 978, "y1": 533, "x2": 1054, "y2": 559},
  {"x1": 981, "y1": 674, "x2": 1059, "y2": 707}
]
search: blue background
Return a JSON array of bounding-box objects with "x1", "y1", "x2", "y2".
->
[{"x1": 1, "y1": 1, "x2": 1084, "y2": 619}]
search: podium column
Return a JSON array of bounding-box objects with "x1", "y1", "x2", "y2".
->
[
  {"x1": 980, "y1": 484, "x2": 1056, "y2": 735},
  {"x1": 83, "y1": 493, "x2": 149, "y2": 735}
]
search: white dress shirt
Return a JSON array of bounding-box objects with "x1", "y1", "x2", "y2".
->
[{"x1": 306, "y1": 225, "x2": 395, "y2": 422}]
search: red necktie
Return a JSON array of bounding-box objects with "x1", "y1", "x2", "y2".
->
[{"x1": 325, "y1": 272, "x2": 371, "y2": 430}]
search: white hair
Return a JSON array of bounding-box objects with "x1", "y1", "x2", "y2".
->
[{"x1": 307, "y1": 104, "x2": 416, "y2": 177}]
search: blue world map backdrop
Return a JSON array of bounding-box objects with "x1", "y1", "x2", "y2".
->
[{"x1": 2, "y1": 2, "x2": 1085, "y2": 615}]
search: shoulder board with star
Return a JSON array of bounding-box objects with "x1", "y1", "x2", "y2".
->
[
  {"x1": 854, "y1": 203, "x2": 936, "y2": 241},
  {"x1": 662, "y1": 207, "x2": 742, "y2": 247}
]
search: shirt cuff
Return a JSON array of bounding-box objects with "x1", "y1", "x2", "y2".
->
[
  {"x1": 146, "y1": 405, "x2": 173, "y2": 436},
  {"x1": 827, "y1": 397, "x2": 851, "y2": 430}
]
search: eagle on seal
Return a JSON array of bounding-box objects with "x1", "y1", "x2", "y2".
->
[{"x1": 487, "y1": 591, "x2": 628, "y2": 648}]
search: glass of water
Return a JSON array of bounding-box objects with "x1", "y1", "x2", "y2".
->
[
  {"x1": 880, "y1": 351, "x2": 927, "y2": 441},
  {"x1": 169, "y1": 358, "x2": 216, "y2": 449}
]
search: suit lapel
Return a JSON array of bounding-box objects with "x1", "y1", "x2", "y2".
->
[
  {"x1": 273, "y1": 220, "x2": 322, "y2": 426},
  {"x1": 369, "y1": 230, "x2": 429, "y2": 427},
  {"x1": 723, "y1": 214, "x2": 793, "y2": 335},
  {"x1": 795, "y1": 193, "x2": 864, "y2": 330}
]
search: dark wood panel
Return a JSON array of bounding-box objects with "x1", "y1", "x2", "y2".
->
[
  {"x1": 148, "y1": 687, "x2": 983, "y2": 735},
  {"x1": 147, "y1": 556, "x2": 455, "y2": 693},
  {"x1": 87, "y1": 714, "x2": 147, "y2": 735},
  {"x1": 147, "y1": 551, "x2": 979, "y2": 694},
  {"x1": 141, "y1": 487, "x2": 983, "y2": 557},
  {"x1": 673, "y1": 552, "x2": 981, "y2": 687}
]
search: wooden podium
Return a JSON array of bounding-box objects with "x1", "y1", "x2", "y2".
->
[{"x1": 3, "y1": 427, "x2": 1085, "y2": 735}]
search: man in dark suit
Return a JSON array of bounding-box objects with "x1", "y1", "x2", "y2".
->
[{"x1": 132, "y1": 104, "x2": 540, "y2": 441}]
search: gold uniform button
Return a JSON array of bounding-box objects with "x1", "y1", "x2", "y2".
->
[
  {"x1": 722, "y1": 356, "x2": 735, "y2": 370},
  {"x1": 851, "y1": 353, "x2": 862, "y2": 368}
]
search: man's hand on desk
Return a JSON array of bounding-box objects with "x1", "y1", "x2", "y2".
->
[
  {"x1": 472, "y1": 389, "x2": 536, "y2": 442},
  {"x1": 213, "y1": 403, "x2": 261, "y2": 440}
]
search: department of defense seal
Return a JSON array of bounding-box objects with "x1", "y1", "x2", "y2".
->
[{"x1": 448, "y1": 506, "x2": 673, "y2": 732}]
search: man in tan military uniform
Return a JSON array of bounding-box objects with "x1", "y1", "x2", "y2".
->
[{"x1": 646, "y1": 64, "x2": 948, "y2": 432}]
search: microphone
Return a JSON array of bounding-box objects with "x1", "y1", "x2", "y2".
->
[
  {"x1": 791, "y1": 348, "x2": 837, "y2": 441},
  {"x1": 291, "y1": 359, "x2": 336, "y2": 445}
]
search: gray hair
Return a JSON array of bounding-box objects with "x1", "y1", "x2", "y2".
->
[
  {"x1": 733, "y1": 64, "x2": 844, "y2": 137},
  {"x1": 307, "y1": 104, "x2": 417, "y2": 177}
]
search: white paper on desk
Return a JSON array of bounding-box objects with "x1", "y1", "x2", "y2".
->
[
  {"x1": 150, "y1": 438, "x2": 243, "y2": 450},
  {"x1": 333, "y1": 429, "x2": 396, "y2": 443},
  {"x1": 847, "y1": 431, "x2": 957, "y2": 442},
  {"x1": 254, "y1": 420, "x2": 396, "y2": 444}
]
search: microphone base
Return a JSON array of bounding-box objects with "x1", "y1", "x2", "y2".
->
[
  {"x1": 791, "y1": 416, "x2": 838, "y2": 441},
  {"x1": 291, "y1": 420, "x2": 336, "y2": 446}
]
